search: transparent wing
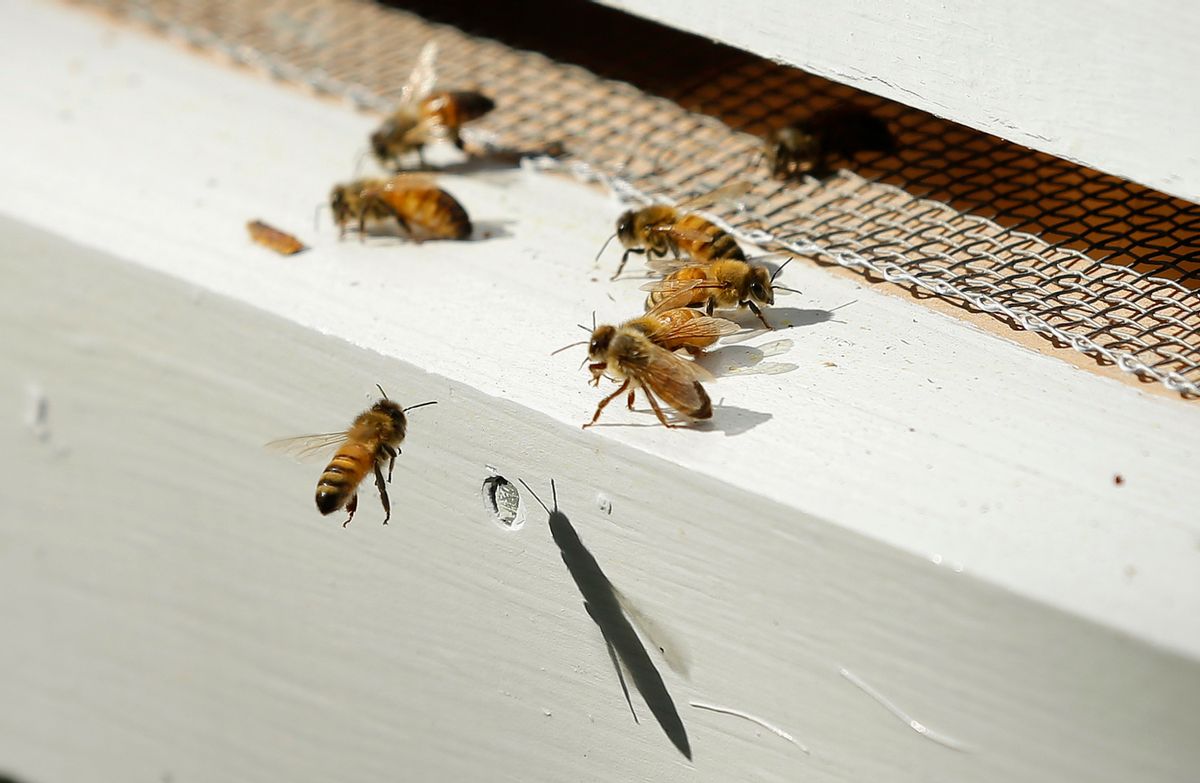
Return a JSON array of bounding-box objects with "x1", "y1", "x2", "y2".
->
[
  {"x1": 651, "y1": 311, "x2": 740, "y2": 345},
  {"x1": 644, "y1": 223, "x2": 716, "y2": 245},
  {"x1": 675, "y1": 180, "x2": 752, "y2": 211},
  {"x1": 398, "y1": 40, "x2": 438, "y2": 106},
  {"x1": 380, "y1": 172, "x2": 438, "y2": 191},
  {"x1": 264, "y1": 431, "x2": 348, "y2": 461},
  {"x1": 644, "y1": 254, "x2": 715, "y2": 276},
  {"x1": 629, "y1": 342, "x2": 713, "y2": 413},
  {"x1": 644, "y1": 279, "x2": 711, "y2": 314},
  {"x1": 639, "y1": 274, "x2": 724, "y2": 296}
]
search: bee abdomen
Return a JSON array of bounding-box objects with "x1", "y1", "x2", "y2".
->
[
  {"x1": 410, "y1": 189, "x2": 472, "y2": 239},
  {"x1": 315, "y1": 446, "x2": 372, "y2": 515},
  {"x1": 691, "y1": 382, "x2": 713, "y2": 419},
  {"x1": 709, "y1": 232, "x2": 745, "y2": 261}
]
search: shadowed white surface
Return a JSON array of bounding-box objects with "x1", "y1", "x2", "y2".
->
[
  {"x1": 2, "y1": 216, "x2": 1197, "y2": 782},
  {"x1": 599, "y1": 0, "x2": 1200, "y2": 203}
]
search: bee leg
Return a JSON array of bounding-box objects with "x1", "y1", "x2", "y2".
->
[
  {"x1": 705, "y1": 298, "x2": 716, "y2": 316},
  {"x1": 583, "y1": 379, "x2": 631, "y2": 428},
  {"x1": 450, "y1": 130, "x2": 466, "y2": 151},
  {"x1": 626, "y1": 389, "x2": 637, "y2": 410},
  {"x1": 374, "y1": 461, "x2": 392, "y2": 525},
  {"x1": 343, "y1": 494, "x2": 358, "y2": 528},
  {"x1": 382, "y1": 445, "x2": 397, "y2": 482},
  {"x1": 641, "y1": 386, "x2": 682, "y2": 429},
  {"x1": 612, "y1": 248, "x2": 643, "y2": 281},
  {"x1": 745, "y1": 300, "x2": 773, "y2": 330}
]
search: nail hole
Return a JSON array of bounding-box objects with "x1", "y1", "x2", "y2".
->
[{"x1": 482, "y1": 473, "x2": 525, "y2": 531}]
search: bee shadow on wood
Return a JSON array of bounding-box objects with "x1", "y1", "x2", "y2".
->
[
  {"x1": 697, "y1": 338, "x2": 800, "y2": 379},
  {"x1": 699, "y1": 403, "x2": 773, "y2": 436},
  {"x1": 520, "y1": 480, "x2": 692, "y2": 761},
  {"x1": 356, "y1": 221, "x2": 512, "y2": 242}
]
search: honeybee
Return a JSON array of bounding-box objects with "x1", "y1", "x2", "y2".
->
[
  {"x1": 556, "y1": 285, "x2": 727, "y2": 429},
  {"x1": 561, "y1": 279, "x2": 737, "y2": 373},
  {"x1": 763, "y1": 105, "x2": 895, "y2": 179},
  {"x1": 268, "y1": 388, "x2": 437, "y2": 526},
  {"x1": 370, "y1": 42, "x2": 496, "y2": 169},
  {"x1": 642, "y1": 257, "x2": 797, "y2": 330},
  {"x1": 329, "y1": 175, "x2": 472, "y2": 241},
  {"x1": 599, "y1": 181, "x2": 752, "y2": 280}
]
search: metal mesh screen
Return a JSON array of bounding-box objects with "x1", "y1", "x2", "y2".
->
[{"x1": 71, "y1": 0, "x2": 1200, "y2": 398}]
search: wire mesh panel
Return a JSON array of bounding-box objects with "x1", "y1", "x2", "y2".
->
[{"x1": 70, "y1": 0, "x2": 1200, "y2": 397}]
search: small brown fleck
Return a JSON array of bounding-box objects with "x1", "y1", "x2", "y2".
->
[
  {"x1": 1113, "y1": 474, "x2": 1125, "y2": 486},
  {"x1": 247, "y1": 220, "x2": 307, "y2": 256},
  {"x1": 822, "y1": 361, "x2": 838, "y2": 367}
]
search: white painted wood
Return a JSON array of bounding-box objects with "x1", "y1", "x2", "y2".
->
[
  {"x1": 597, "y1": 0, "x2": 1200, "y2": 204},
  {"x1": 1, "y1": 2, "x2": 1199, "y2": 781}
]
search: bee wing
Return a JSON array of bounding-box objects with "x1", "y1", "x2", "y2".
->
[
  {"x1": 398, "y1": 40, "x2": 438, "y2": 106},
  {"x1": 652, "y1": 312, "x2": 740, "y2": 344},
  {"x1": 644, "y1": 278, "x2": 711, "y2": 314},
  {"x1": 381, "y1": 172, "x2": 438, "y2": 190},
  {"x1": 629, "y1": 342, "x2": 713, "y2": 415},
  {"x1": 643, "y1": 254, "x2": 715, "y2": 276},
  {"x1": 639, "y1": 275, "x2": 724, "y2": 296},
  {"x1": 644, "y1": 224, "x2": 717, "y2": 245},
  {"x1": 265, "y1": 431, "x2": 349, "y2": 461},
  {"x1": 675, "y1": 180, "x2": 753, "y2": 211}
]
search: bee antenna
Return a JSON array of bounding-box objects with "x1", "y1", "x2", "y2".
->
[
  {"x1": 594, "y1": 232, "x2": 618, "y2": 262},
  {"x1": 592, "y1": 310, "x2": 597, "y2": 331},
  {"x1": 550, "y1": 479, "x2": 558, "y2": 512},
  {"x1": 518, "y1": 478, "x2": 551, "y2": 515},
  {"x1": 376, "y1": 384, "x2": 388, "y2": 399},
  {"x1": 773, "y1": 285, "x2": 803, "y2": 295},
  {"x1": 769, "y1": 256, "x2": 794, "y2": 283},
  {"x1": 829, "y1": 298, "x2": 859, "y2": 312},
  {"x1": 551, "y1": 340, "x2": 589, "y2": 356},
  {"x1": 353, "y1": 145, "x2": 371, "y2": 177},
  {"x1": 402, "y1": 400, "x2": 439, "y2": 412},
  {"x1": 575, "y1": 323, "x2": 591, "y2": 333}
]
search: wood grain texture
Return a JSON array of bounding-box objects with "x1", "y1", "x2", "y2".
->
[{"x1": 598, "y1": 0, "x2": 1200, "y2": 204}]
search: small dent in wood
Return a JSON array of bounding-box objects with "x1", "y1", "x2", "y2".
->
[{"x1": 481, "y1": 471, "x2": 525, "y2": 530}]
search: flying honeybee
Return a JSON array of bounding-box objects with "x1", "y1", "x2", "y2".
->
[
  {"x1": 642, "y1": 257, "x2": 798, "y2": 330},
  {"x1": 598, "y1": 181, "x2": 752, "y2": 280},
  {"x1": 329, "y1": 175, "x2": 472, "y2": 241},
  {"x1": 268, "y1": 388, "x2": 437, "y2": 526},
  {"x1": 556, "y1": 284, "x2": 727, "y2": 429},
  {"x1": 763, "y1": 105, "x2": 895, "y2": 180},
  {"x1": 370, "y1": 42, "x2": 496, "y2": 170}
]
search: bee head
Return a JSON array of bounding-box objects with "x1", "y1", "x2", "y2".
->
[
  {"x1": 588, "y1": 324, "x2": 617, "y2": 360},
  {"x1": 371, "y1": 397, "x2": 408, "y2": 438},
  {"x1": 748, "y1": 265, "x2": 774, "y2": 305},
  {"x1": 370, "y1": 123, "x2": 394, "y2": 163},
  {"x1": 329, "y1": 185, "x2": 352, "y2": 224},
  {"x1": 616, "y1": 210, "x2": 638, "y2": 248}
]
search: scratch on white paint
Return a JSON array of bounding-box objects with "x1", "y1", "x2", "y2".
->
[
  {"x1": 689, "y1": 700, "x2": 809, "y2": 753},
  {"x1": 25, "y1": 382, "x2": 50, "y2": 442},
  {"x1": 839, "y1": 667, "x2": 971, "y2": 751}
]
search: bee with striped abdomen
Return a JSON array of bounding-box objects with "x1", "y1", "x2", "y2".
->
[
  {"x1": 641, "y1": 257, "x2": 798, "y2": 330},
  {"x1": 269, "y1": 388, "x2": 437, "y2": 526},
  {"x1": 329, "y1": 175, "x2": 472, "y2": 242},
  {"x1": 599, "y1": 182, "x2": 751, "y2": 280}
]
